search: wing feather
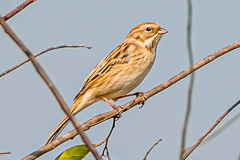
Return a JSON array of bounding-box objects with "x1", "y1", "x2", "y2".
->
[{"x1": 74, "y1": 42, "x2": 130, "y2": 100}]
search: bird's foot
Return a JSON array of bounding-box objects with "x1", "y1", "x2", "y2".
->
[{"x1": 102, "y1": 96, "x2": 124, "y2": 118}]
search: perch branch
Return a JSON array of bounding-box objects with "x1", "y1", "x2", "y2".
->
[{"x1": 22, "y1": 40, "x2": 240, "y2": 159}]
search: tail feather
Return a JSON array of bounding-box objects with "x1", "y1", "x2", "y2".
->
[
  {"x1": 45, "y1": 115, "x2": 70, "y2": 144},
  {"x1": 45, "y1": 95, "x2": 85, "y2": 144}
]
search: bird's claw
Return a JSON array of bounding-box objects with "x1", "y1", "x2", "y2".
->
[
  {"x1": 137, "y1": 92, "x2": 148, "y2": 109},
  {"x1": 115, "y1": 105, "x2": 124, "y2": 120}
]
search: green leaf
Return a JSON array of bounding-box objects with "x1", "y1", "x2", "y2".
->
[{"x1": 55, "y1": 144, "x2": 96, "y2": 160}]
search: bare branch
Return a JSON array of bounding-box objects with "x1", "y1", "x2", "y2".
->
[
  {"x1": 0, "y1": 16, "x2": 101, "y2": 160},
  {"x1": 183, "y1": 110, "x2": 240, "y2": 151},
  {"x1": 200, "y1": 110, "x2": 240, "y2": 146},
  {"x1": 3, "y1": 0, "x2": 36, "y2": 21},
  {"x1": 182, "y1": 99, "x2": 240, "y2": 159},
  {"x1": 0, "y1": 152, "x2": 11, "y2": 155},
  {"x1": 22, "y1": 40, "x2": 240, "y2": 159},
  {"x1": 239, "y1": 151, "x2": 240, "y2": 160},
  {"x1": 0, "y1": 45, "x2": 91, "y2": 78},
  {"x1": 105, "y1": 148, "x2": 111, "y2": 160},
  {"x1": 180, "y1": 0, "x2": 194, "y2": 158},
  {"x1": 95, "y1": 137, "x2": 108, "y2": 148},
  {"x1": 143, "y1": 139, "x2": 162, "y2": 160},
  {"x1": 101, "y1": 118, "x2": 116, "y2": 158}
]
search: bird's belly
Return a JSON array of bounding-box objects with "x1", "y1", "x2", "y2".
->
[{"x1": 103, "y1": 64, "x2": 152, "y2": 99}]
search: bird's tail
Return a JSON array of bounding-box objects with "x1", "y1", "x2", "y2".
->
[
  {"x1": 45, "y1": 114, "x2": 70, "y2": 144},
  {"x1": 45, "y1": 95, "x2": 85, "y2": 144}
]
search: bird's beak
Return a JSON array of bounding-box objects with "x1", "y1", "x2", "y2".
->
[{"x1": 159, "y1": 28, "x2": 168, "y2": 34}]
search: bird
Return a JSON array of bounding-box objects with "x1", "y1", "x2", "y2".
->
[{"x1": 46, "y1": 22, "x2": 167, "y2": 144}]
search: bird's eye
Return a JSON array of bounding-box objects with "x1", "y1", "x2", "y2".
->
[{"x1": 146, "y1": 27, "x2": 151, "y2": 32}]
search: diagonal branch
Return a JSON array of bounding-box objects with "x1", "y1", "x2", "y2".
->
[
  {"x1": 200, "y1": 110, "x2": 240, "y2": 146},
  {"x1": 22, "y1": 40, "x2": 240, "y2": 160},
  {"x1": 3, "y1": 0, "x2": 37, "y2": 21},
  {"x1": 0, "y1": 16, "x2": 101, "y2": 160},
  {"x1": 182, "y1": 99, "x2": 240, "y2": 159},
  {"x1": 0, "y1": 44, "x2": 91, "y2": 78}
]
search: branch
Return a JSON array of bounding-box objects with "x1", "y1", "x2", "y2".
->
[
  {"x1": 3, "y1": 0, "x2": 37, "y2": 21},
  {"x1": 22, "y1": 40, "x2": 240, "y2": 159},
  {"x1": 143, "y1": 139, "x2": 162, "y2": 160},
  {"x1": 180, "y1": 0, "x2": 194, "y2": 158},
  {"x1": 0, "y1": 16, "x2": 101, "y2": 160},
  {"x1": 101, "y1": 118, "x2": 116, "y2": 158},
  {"x1": 0, "y1": 152, "x2": 11, "y2": 155},
  {"x1": 200, "y1": 110, "x2": 240, "y2": 146},
  {"x1": 0, "y1": 44, "x2": 91, "y2": 78},
  {"x1": 182, "y1": 99, "x2": 240, "y2": 159}
]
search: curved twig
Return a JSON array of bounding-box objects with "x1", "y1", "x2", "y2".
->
[
  {"x1": 0, "y1": 45, "x2": 91, "y2": 77},
  {"x1": 143, "y1": 139, "x2": 162, "y2": 160},
  {"x1": 101, "y1": 118, "x2": 116, "y2": 158}
]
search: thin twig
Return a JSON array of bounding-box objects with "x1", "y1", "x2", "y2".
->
[
  {"x1": 0, "y1": 45, "x2": 91, "y2": 77},
  {"x1": 239, "y1": 151, "x2": 240, "y2": 160},
  {"x1": 101, "y1": 118, "x2": 116, "y2": 158},
  {"x1": 22, "y1": 41, "x2": 240, "y2": 159},
  {"x1": 95, "y1": 137, "x2": 108, "y2": 148},
  {"x1": 3, "y1": 0, "x2": 36, "y2": 21},
  {"x1": 184, "y1": 111, "x2": 240, "y2": 151},
  {"x1": 105, "y1": 148, "x2": 111, "y2": 160},
  {"x1": 199, "y1": 111, "x2": 240, "y2": 147},
  {"x1": 182, "y1": 100, "x2": 240, "y2": 159},
  {"x1": 180, "y1": 0, "x2": 194, "y2": 158},
  {"x1": 143, "y1": 139, "x2": 162, "y2": 160},
  {"x1": 0, "y1": 16, "x2": 101, "y2": 160},
  {"x1": 0, "y1": 152, "x2": 11, "y2": 155}
]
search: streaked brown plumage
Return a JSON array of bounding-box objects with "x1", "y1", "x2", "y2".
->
[{"x1": 46, "y1": 22, "x2": 167, "y2": 144}]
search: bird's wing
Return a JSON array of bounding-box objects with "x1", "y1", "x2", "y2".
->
[{"x1": 74, "y1": 42, "x2": 131, "y2": 100}]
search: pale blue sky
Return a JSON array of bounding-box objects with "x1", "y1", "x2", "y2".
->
[{"x1": 1, "y1": 0, "x2": 240, "y2": 160}]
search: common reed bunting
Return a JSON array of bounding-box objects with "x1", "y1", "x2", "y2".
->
[{"x1": 46, "y1": 22, "x2": 167, "y2": 144}]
